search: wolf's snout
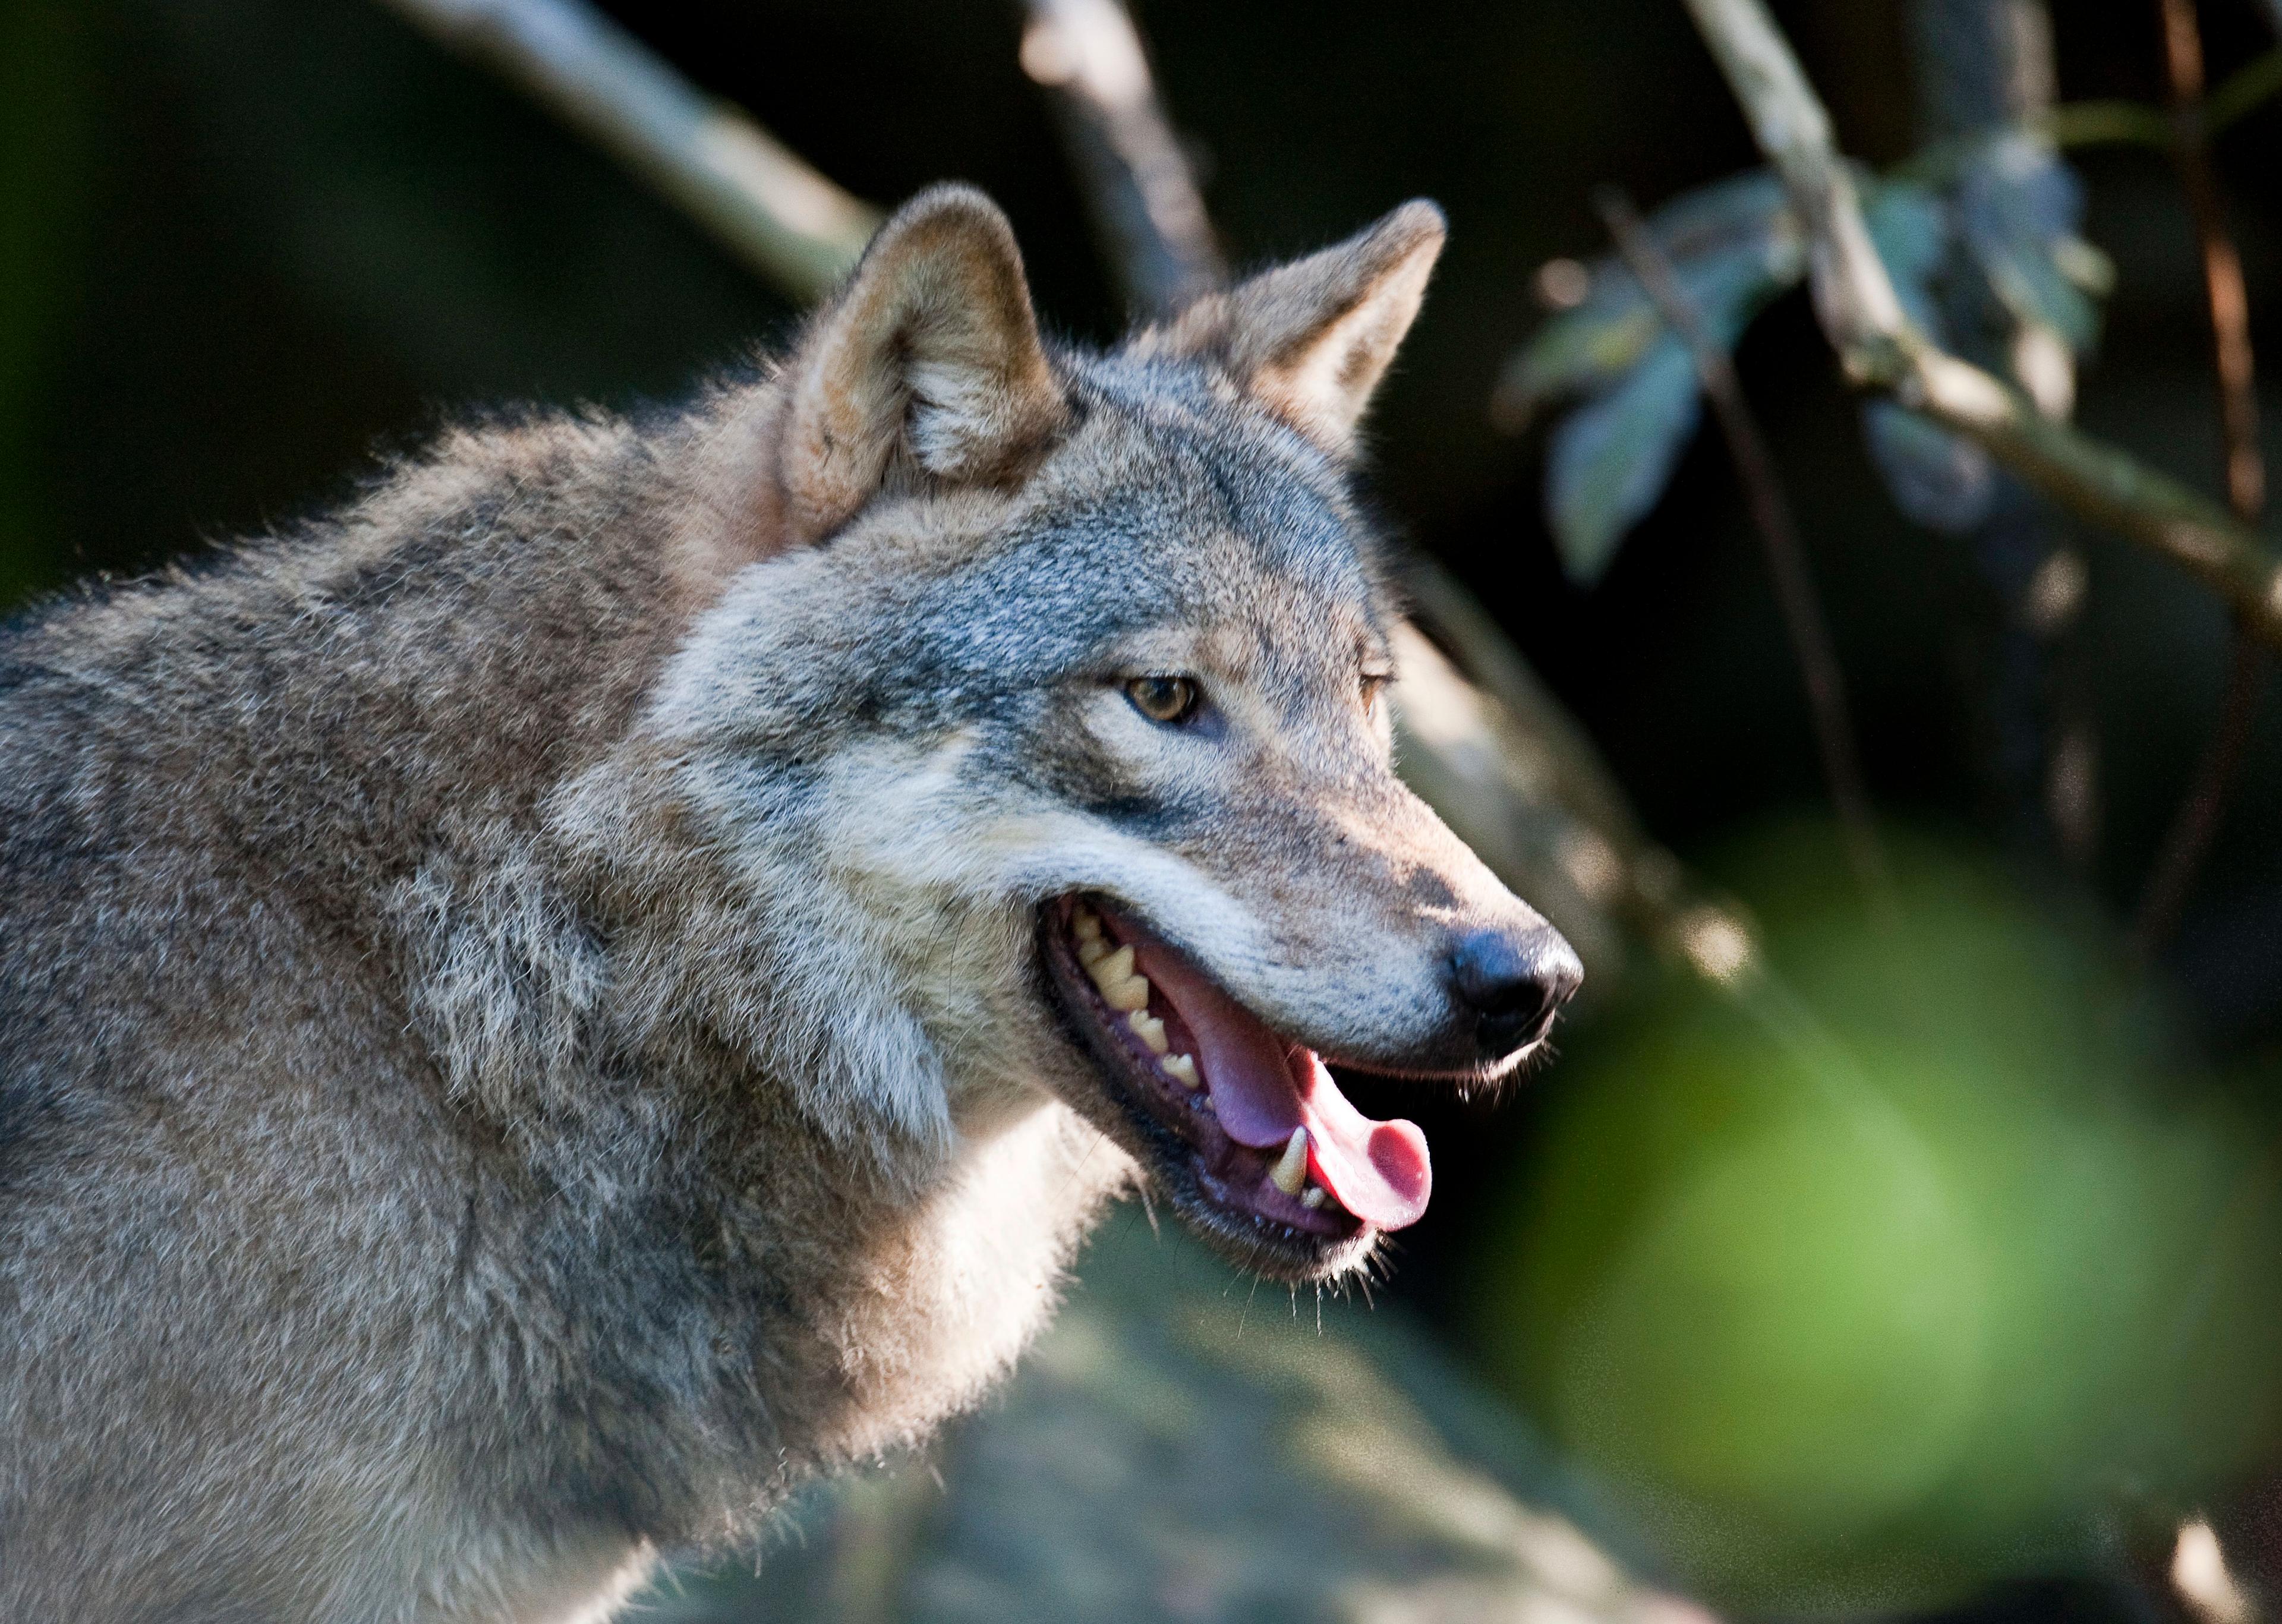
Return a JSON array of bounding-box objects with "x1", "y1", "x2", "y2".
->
[{"x1": 1449, "y1": 925, "x2": 1583, "y2": 1061}]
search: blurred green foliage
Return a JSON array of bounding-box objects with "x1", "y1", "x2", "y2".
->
[{"x1": 1473, "y1": 824, "x2": 2282, "y2": 1615}]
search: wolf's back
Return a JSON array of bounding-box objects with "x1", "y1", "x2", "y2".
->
[{"x1": 0, "y1": 407, "x2": 717, "y2": 1616}]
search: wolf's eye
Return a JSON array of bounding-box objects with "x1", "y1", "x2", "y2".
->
[{"x1": 1125, "y1": 674, "x2": 1200, "y2": 726}]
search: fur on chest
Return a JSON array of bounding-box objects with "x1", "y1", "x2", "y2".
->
[{"x1": 780, "y1": 1098, "x2": 1133, "y2": 1469}]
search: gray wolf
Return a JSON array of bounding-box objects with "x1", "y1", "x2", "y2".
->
[{"x1": 0, "y1": 184, "x2": 1579, "y2": 1622}]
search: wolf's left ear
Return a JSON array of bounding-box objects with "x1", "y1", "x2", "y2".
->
[
  {"x1": 778, "y1": 185, "x2": 1070, "y2": 540},
  {"x1": 1176, "y1": 200, "x2": 1446, "y2": 456}
]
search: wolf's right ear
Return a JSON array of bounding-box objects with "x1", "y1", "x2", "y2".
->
[
  {"x1": 776, "y1": 185, "x2": 1070, "y2": 541},
  {"x1": 1141, "y1": 201, "x2": 1446, "y2": 458}
]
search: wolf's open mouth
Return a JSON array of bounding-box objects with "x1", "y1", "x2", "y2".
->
[{"x1": 1039, "y1": 895, "x2": 1430, "y2": 1266}]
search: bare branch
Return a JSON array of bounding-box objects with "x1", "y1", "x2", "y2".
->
[
  {"x1": 1679, "y1": 0, "x2": 1910, "y2": 373},
  {"x1": 1017, "y1": 0, "x2": 1224, "y2": 312},
  {"x1": 2139, "y1": 636, "x2": 2263, "y2": 947},
  {"x1": 1595, "y1": 188, "x2": 1893, "y2": 913},
  {"x1": 2159, "y1": 0, "x2": 2264, "y2": 521},
  {"x1": 375, "y1": 0, "x2": 878, "y2": 302},
  {"x1": 1679, "y1": 0, "x2": 2282, "y2": 657},
  {"x1": 1394, "y1": 560, "x2": 1766, "y2": 992}
]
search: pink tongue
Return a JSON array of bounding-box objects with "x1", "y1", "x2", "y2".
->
[{"x1": 1123, "y1": 932, "x2": 1432, "y2": 1230}]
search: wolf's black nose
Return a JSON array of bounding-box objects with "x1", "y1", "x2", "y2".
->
[{"x1": 1450, "y1": 926, "x2": 1583, "y2": 1059}]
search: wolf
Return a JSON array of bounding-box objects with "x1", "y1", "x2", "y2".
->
[{"x1": 0, "y1": 185, "x2": 1580, "y2": 1621}]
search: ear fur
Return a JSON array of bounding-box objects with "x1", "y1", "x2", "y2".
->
[
  {"x1": 780, "y1": 185, "x2": 1069, "y2": 539},
  {"x1": 1148, "y1": 200, "x2": 1446, "y2": 456}
]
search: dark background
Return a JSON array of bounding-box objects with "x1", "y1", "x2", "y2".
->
[{"x1": 7, "y1": 1, "x2": 2282, "y2": 1614}]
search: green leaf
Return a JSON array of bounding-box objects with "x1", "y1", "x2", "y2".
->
[
  {"x1": 1862, "y1": 401, "x2": 1996, "y2": 535},
  {"x1": 1501, "y1": 171, "x2": 1804, "y2": 421},
  {"x1": 1546, "y1": 338, "x2": 1703, "y2": 585},
  {"x1": 1502, "y1": 300, "x2": 1665, "y2": 419},
  {"x1": 1956, "y1": 135, "x2": 2102, "y2": 354},
  {"x1": 1862, "y1": 179, "x2": 1951, "y2": 336}
]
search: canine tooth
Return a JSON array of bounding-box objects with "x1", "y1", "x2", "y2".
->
[
  {"x1": 1301, "y1": 1187, "x2": 1327, "y2": 1210},
  {"x1": 1088, "y1": 944, "x2": 1135, "y2": 991},
  {"x1": 1073, "y1": 908, "x2": 1102, "y2": 942},
  {"x1": 1127, "y1": 1011, "x2": 1168, "y2": 1054},
  {"x1": 1161, "y1": 1053, "x2": 1198, "y2": 1089},
  {"x1": 1270, "y1": 1128, "x2": 1309, "y2": 1196},
  {"x1": 1077, "y1": 936, "x2": 1109, "y2": 969},
  {"x1": 1102, "y1": 975, "x2": 1150, "y2": 1013}
]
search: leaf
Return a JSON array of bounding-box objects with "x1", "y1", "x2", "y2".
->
[
  {"x1": 1500, "y1": 170, "x2": 1804, "y2": 422},
  {"x1": 1862, "y1": 401, "x2": 1996, "y2": 535},
  {"x1": 1957, "y1": 134, "x2": 2101, "y2": 354},
  {"x1": 1862, "y1": 178, "x2": 1952, "y2": 338},
  {"x1": 1546, "y1": 338, "x2": 1703, "y2": 584},
  {"x1": 1500, "y1": 301, "x2": 1665, "y2": 421}
]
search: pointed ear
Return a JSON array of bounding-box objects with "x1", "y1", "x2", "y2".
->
[
  {"x1": 1161, "y1": 201, "x2": 1446, "y2": 456},
  {"x1": 778, "y1": 185, "x2": 1070, "y2": 539}
]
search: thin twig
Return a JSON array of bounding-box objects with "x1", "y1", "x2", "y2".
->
[
  {"x1": 2159, "y1": 0, "x2": 2264, "y2": 521},
  {"x1": 1016, "y1": 0, "x2": 1224, "y2": 313},
  {"x1": 2139, "y1": 635, "x2": 2264, "y2": 948},
  {"x1": 1679, "y1": 0, "x2": 2282, "y2": 658},
  {"x1": 1594, "y1": 188, "x2": 1893, "y2": 912},
  {"x1": 374, "y1": 0, "x2": 878, "y2": 302},
  {"x1": 2136, "y1": 0, "x2": 2268, "y2": 951}
]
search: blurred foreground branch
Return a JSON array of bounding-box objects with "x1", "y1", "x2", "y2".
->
[
  {"x1": 1681, "y1": 0, "x2": 2282, "y2": 657},
  {"x1": 1017, "y1": 0, "x2": 1224, "y2": 313},
  {"x1": 375, "y1": 0, "x2": 878, "y2": 301},
  {"x1": 638, "y1": 1222, "x2": 1718, "y2": 1624}
]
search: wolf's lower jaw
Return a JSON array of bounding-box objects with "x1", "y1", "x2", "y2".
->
[{"x1": 1038, "y1": 895, "x2": 1432, "y2": 1282}]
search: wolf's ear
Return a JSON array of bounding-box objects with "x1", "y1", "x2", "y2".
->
[
  {"x1": 778, "y1": 185, "x2": 1069, "y2": 540},
  {"x1": 1167, "y1": 201, "x2": 1445, "y2": 456}
]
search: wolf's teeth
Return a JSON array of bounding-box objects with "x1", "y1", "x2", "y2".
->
[
  {"x1": 1127, "y1": 1011, "x2": 1168, "y2": 1054},
  {"x1": 1161, "y1": 1053, "x2": 1198, "y2": 1088},
  {"x1": 1270, "y1": 1127, "x2": 1309, "y2": 1196},
  {"x1": 1073, "y1": 908, "x2": 1102, "y2": 942},
  {"x1": 1077, "y1": 936, "x2": 1109, "y2": 968},
  {"x1": 1088, "y1": 944, "x2": 1134, "y2": 989},
  {"x1": 1301, "y1": 1186, "x2": 1327, "y2": 1210},
  {"x1": 1102, "y1": 975, "x2": 1150, "y2": 1013}
]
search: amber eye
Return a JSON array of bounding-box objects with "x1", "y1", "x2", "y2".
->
[{"x1": 1124, "y1": 674, "x2": 1200, "y2": 726}]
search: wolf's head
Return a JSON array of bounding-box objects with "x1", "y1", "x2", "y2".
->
[{"x1": 631, "y1": 186, "x2": 1578, "y2": 1282}]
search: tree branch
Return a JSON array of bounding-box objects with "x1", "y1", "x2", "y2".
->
[
  {"x1": 1679, "y1": 0, "x2": 2282, "y2": 657},
  {"x1": 1394, "y1": 560, "x2": 1766, "y2": 992},
  {"x1": 374, "y1": 0, "x2": 878, "y2": 302},
  {"x1": 2159, "y1": 0, "x2": 2264, "y2": 523},
  {"x1": 1017, "y1": 0, "x2": 1224, "y2": 313}
]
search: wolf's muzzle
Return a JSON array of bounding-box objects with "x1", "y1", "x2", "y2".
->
[{"x1": 1449, "y1": 925, "x2": 1584, "y2": 1061}]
